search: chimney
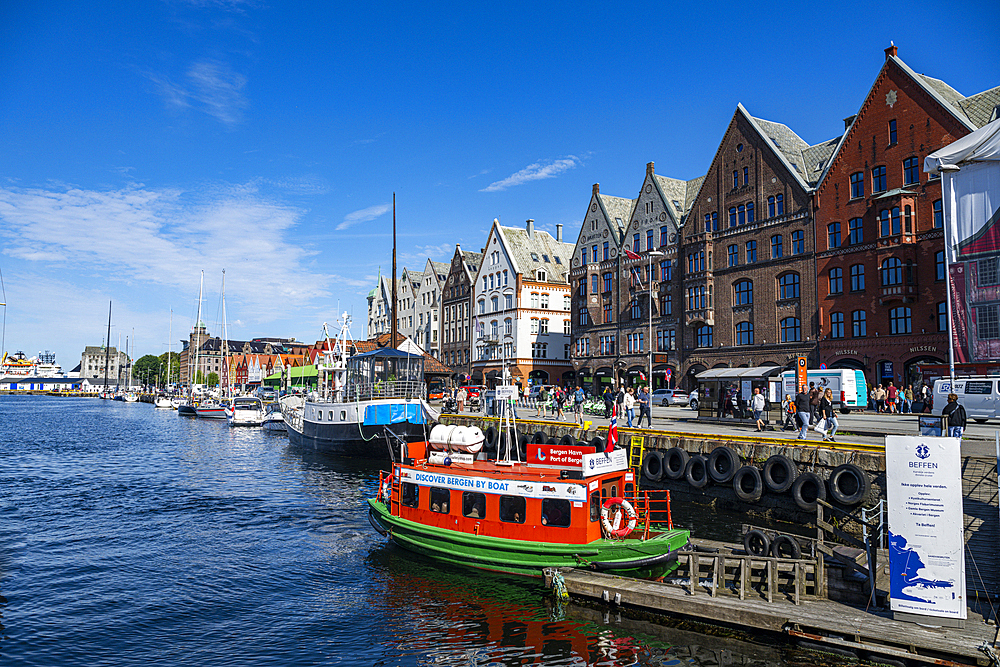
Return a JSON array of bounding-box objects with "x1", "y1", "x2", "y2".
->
[
  {"x1": 592, "y1": 183, "x2": 600, "y2": 195},
  {"x1": 556, "y1": 224, "x2": 563, "y2": 242},
  {"x1": 646, "y1": 161, "x2": 654, "y2": 175},
  {"x1": 884, "y1": 42, "x2": 897, "y2": 60},
  {"x1": 843, "y1": 114, "x2": 856, "y2": 130},
  {"x1": 526, "y1": 219, "x2": 534, "y2": 238}
]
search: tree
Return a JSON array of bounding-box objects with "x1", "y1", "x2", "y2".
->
[
  {"x1": 158, "y1": 351, "x2": 181, "y2": 384},
  {"x1": 207, "y1": 372, "x2": 220, "y2": 387},
  {"x1": 195, "y1": 370, "x2": 206, "y2": 385},
  {"x1": 133, "y1": 355, "x2": 161, "y2": 383}
]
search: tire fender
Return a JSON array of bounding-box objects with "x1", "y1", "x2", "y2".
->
[
  {"x1": 559, "y1": 434, "x2": 575, "y2": 447},
  {"x1": 732, "y1": 465, "x2": 764, "y2": 502},
  {"x1": 590, "y1": 436, "x2": 605, "y2": 452},
  {"x1": 771, "y1": 534, "x2": 802, "y2": 560},
  {"x1": 532, "y1": 430, "x2": 548, "y2": 445},
  {"x1": 685, "y1": 454, "x2": 709, "y2": 489},
  {"x1": 708, "y1": 446, "x2": 739, "y2": 484},
  {"x1": 663, "y1": 447, "x2": 690, "y2": 481},
  {"x1": 642, "y1": 450, "x2": 664, "y2": 482},
  {"x1": 762, "y1": 454, "x2": 798, "y2": 493},
  {"x1": 791, "y1": 472, "x2": 827, "y2": 511},
  {"x1": 828, "y1": 463, "x2": 869, "y2": 505},
  {"x1": 743, "y1": 529, "x2": 770, "y2": 557}
]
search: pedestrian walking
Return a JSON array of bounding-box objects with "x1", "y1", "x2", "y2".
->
[
  {"x1": 819, "y1": 388, "x2": 839, "y2": 441},
  {"x1": 623, "y1": 387, "x2": 636, "y2": 427},
  {"x1": 573, "y1": 386, "x2": 585, "y2": 425},
  {"x1": 555, "y1": 387, "x2": 566, "y2": 420},
  {"x1": 903, "y1": 385, "x2": 913, "y2": 414},
  {"x1": 636, "y1": 386, "x2": 651, "y2": 428},
  {"x1": 602, "y1": 386, "x2": 614, "y2": 418},
  {"x1": 751, "y1": 387, "x2": 767, "y2": 431},
  {"x1": 536, "y1": 386, "x2": 548, "y2": 417},
  {"x1": 808, "y1": 382, "x2": 820, "y2": 425},
  {"x1": 794, "y1": 387, "x2": 811, "y2": 440},
  {"x1": 456, "y1": 386, "x2": 467, "y2": 413},
  {"x1": 886, "y1": 383, "x2": 898, "y2": 413},
  {"x1": 781, "y1": 393, "x2": 796, "y2": 430},
  {"x1": 874, "y1": 385, "x2": 886, "y2": 413},
  {"x1": 941, "y1": 393, "x2": 967, "y2": 438}
]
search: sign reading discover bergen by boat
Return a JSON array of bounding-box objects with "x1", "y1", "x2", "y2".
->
[
  {"x1": 399, "y1": 469, "x2": 585, "y2": 501},
  {"x1": 885, "y1": 435, "x2": 966, "y2": 621}
]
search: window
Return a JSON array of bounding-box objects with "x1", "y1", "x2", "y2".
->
[
  {"x1": 704, "y1": 214, "x2": 711, "y2": 232},
  {"x1": 850, "y1": 264, "x2": 865, "y2": 291},
  {"x1": 687, "y1": 286, "x2": 707, "y2": 310},
  {"x1": 530, "y1": 293, "x2": 539, "y2": 308},
  {"x1": 747, "y1": 202, "x2": 755, "y2": 223},
  {"x1": 936, "y1": 251, "x2": 945, "y2": 281},
  {"x1": 738, "y1": 205, "x2": 746, "y2": 226},
  {"x1": 903, "y1": 156, "x2": 919, "y2": 185},
  {"x1": 888, "y1": 119, "x2": 897, "y2": 145},
  {"x1": 491, "y1": 296, "x2": 498, "y2": 311},
  {"x1": 881, "y1": 258, "x2": 902, "y2": 286},
  {"x1": 430, "y1": 487, "x2": 450, "y2": 513},
  {"x1": 541, "y1": 499, "x2": 571, "y2": 527},
  {"x1": 563, "y1": 295, "x2": 571, "y2": 310},
  {"x1": 938, "y1": 302, "x2": 947, "y2": 332},
  {"x1": 647, "y1": 229, "x2": 654, "y2": 250},
  {"x1": 503, "y1": 269, "x2": 508, "y2": 285},
  {"x1": 540, "y1": 293, "x2": 549, "y2": 309},
  {"x1": 499, "y1": 495, "x2": 526, "y2": 523},
  {"x1": 662, "y1": 294, "x2": 672, "y2": 316},
  {"x1": 848, "y1": 217, "x2": 863, "y2": 245},
  {"x1": 531, "y1": 342, "x2": 547, "y2": 358},
  {"x1": 745, "y1": 240, "x2": 757, "y2": 263},
  {"x1": 462, "y1": 492, "x2": 487, "y2": 519},
  {"x1": 728, "y1": 244, "x2": 739, "y2": 267},
  {"x1": 780, "y1": 317, "x2": 801, "y2": 342},
  {"x1": 852, "y1": 310, "x2": 867, "y2": 337},
  {"x1": 872, "y1": 165, "x2": 887, "y2": 193},
  {"x1": 879, "y1": 208, "x2": 901, "y2": 236},
  {"x1": 491, "y1": 320, "x2": 498, "y2": 338},
  {"x1": 578, "y1": 279, "x2": 586, "y2": 296},
  {"x1": 981, "y1": 257, "x2": 1000, "y2": 286},
  {"x1": 630, "y1": 300, "x2": 641, "y2": 319},
  {"x1": 696, "y1": 325, "x2": 714, "y2": 347},
  {"x1": 827, "y1": 222, "x2": 841, "y2": 249},
  {"x1": 563, "y1": 319, "x2": 571, "y2": 334},
  {"x1": 729, "y1": 207, "x2": 737, "y2": 228},
  {"x1": 603, "y1": 303, "x2": 612, "y2": 323},
  {"x1": 735, "y1": 321, "x2": 754, "y2": 346},
  {"x1": 592, "y1": 245, "x2": 598, "y2": 263},
  {"x1": 603, "y1": 273, "x2": 613, "y2": 293},
  {"x1": 578, "y1": 310, "x2": 589, "y2": 326},
  {"x1": 602, "y1": 242, "x2": 609, "y2": 260},
  {"x1": 661, "y1": 260, "x2": 672, "y2": 280},
  {"x1": 633, "y1": 234, "x2": 640, "y2": 252},
  {"x1": 400, "y1": 482, "x2": 419, "y2": 508},
  {"x1": 791, "y1": 230, "x2": 804, "y2": 254},
  {"x1": 771, "y1": 235, "x2": 783, "y2": 259},
  {"x1": 778, "y1": 273, "x2": 800, "y2": 299},
  {"x1": 933, "y1": 199, "x2": 943, "y2": 228},
  {"x1": 537, "y1": 269, "x2": 547, "y2": 281},
  {"x1": 830, "y1": 312, "x2": 845, "y2": 339},
  {"x1": 660, "y1": 226, "x2": 669, "y2": 246},
  {"x1": 591, "y1": 274, "x2": 599, "y2": 294},
  {"x1": 829, "y1": 267, "x2": 843, "y2": 294},
  {"x1": 530, "y1": 318, "x2": 539, "y2": 334},
  {"x1": 626, "y1": 333, "x2": 644, "y2": 353},
  {"x1": 733, "y1": 279, "x2": 753, "y2": 305},
  {"x1": 710, "y1": 212, "x2": 718, "y2": 231},
  {"x1": 581, "y1": 248, "x2": 587, "y2": 266},
  {"x1": 733, "y1": 170, "x2": 739, "y2": 189},
  {"x1": 699, "y1": 251, "x2": 705, "y2": 271},
  {"x1": 850, "y1": 172, "x2": 864, "y2": 199},
  {"x1": 889, "y1": 306, "x2": 912, "y2": 334},
  {"x1": 505, "y1": 318, "x2": 512, "y2": 335},
  {"x1": 977, "y1": 306, "x2": 999, "y2": 339},
  {"x1": 539, "y1": 318, "x2": 549, "y2": 334},
  {"x1": 478, "y1": 299, "x2": 485, "y2": 314}
]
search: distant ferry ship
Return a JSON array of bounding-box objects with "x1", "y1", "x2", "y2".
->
[{"x1": 1, "y1": 351, "x2": 64, "y2": 378}]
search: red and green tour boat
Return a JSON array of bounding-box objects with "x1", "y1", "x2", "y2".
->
[{"x1": 368, "y1": 424, "x2": 691, "y2": 579}]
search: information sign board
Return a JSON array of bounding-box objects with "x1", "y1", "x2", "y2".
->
[{"x1": 885, "y1": 435, "x2": 966, "y2": 620}]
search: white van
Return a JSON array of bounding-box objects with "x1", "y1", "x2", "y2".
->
[
  {"x1": 779, "y1": 369, "x2": 868, "y2": 414},
  {"x1": 933, "y1": 377, "x2": 1000, "y2": 423}
]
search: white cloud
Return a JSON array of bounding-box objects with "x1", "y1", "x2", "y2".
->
[
  {"x1": 146, "y1": 59, "x2": 248, "y2": 127},
  {"x1": 337, "y1": 203, "x2": 391, "y2": 231},
  {"x1": 480, "y1": 156, "x2": 581, "y2": 192}
]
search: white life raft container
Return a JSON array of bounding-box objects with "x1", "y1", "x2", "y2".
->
[{"x1": 428, "y1": 424, "x2": 485, "y2": 453}]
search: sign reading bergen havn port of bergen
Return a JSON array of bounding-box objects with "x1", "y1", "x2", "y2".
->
[{"x1": 885, "y1": 435, "x2": 967, "y2": 621}]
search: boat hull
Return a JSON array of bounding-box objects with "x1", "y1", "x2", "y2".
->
[
  {"x1": 177, "y1": 404, "x2": 197, "y2": 417},
  {"x1": 286, "y1": 419, "x2": 425, "y2": 459},
  {"x1": 367, "y1": 499, "x2": 689, "y2": 579},
  {"x1": 195, "y1": 406, "x2": 227, "y2": 419}
]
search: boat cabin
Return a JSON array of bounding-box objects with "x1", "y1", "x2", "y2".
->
[
  {"x1": 383, "y1": 440, "x2": 641, "y2": 545},
  {"x1": 346, "y1": 348, "x2": 425, "y2": 401}
]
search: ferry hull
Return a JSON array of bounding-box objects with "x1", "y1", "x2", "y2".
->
[
  {"x1": 287, "y1": 420, "x2": 425, "y2": 460},
  {"x1": 367, "y1": 500, "x2": 689, "y2": 579}
]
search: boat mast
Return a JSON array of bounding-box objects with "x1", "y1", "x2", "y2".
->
[
  {"x1": 191, "y1": 270, "x2": 203, "y2": 397},
  {"x1": 391, "y1": 193, "x2": 397, "y2": 351},
  {"x1": 167, "y1": 308, "x2": 172, "y2": 391},
  {"x1": 221, "y1": 269, "x2": 228, "y2": 397},
  {"x1": 102, "y1": 301, "x2": 112, "y2": 397}
]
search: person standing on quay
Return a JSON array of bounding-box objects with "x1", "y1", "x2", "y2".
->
[
  {"x1": 602, "y1": 386, "x2": 614, "y2": 418},
  {"x1": 751, "y1": 387, "x2": 767, "y2": 432},
  {"x1": 573, "y1": 386, "x2": 585, "y2": 425},
  {"x1": 456, "y1": 386, "x2": 467, "y2": 413},
  {"x1": 623, "y1": 387, "x2": 636, "y2": 427},
  {"x1": 886, "y1": 382, "x2": 898, "y2": 413},
  {"x1": 808, "y1": 382, "x2": 820, "y2": 425},
  {"x1": 795, "y1": 386, "x2": 811, "y2": 440},
  {"x1": 636, "y1": 386, "x2": 651, "y2": 428},
  {"x1": 781, "y1": 393, "x2": 796, "y2": 431},
  {"x1": 941, "y1": 393, "x2": 967, "y2": 438},
  {"x1": 819, "y1": 388, "x2": 839, "y2": 442},
  {"x1": 903, "y1": 385, "x2": 913, "y2": 414}
]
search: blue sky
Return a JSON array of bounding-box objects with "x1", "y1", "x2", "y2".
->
[{"x1": 1, "y1": 0, "x2": 997, "y2": 368}]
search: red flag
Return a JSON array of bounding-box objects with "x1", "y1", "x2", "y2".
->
[
  {"x1": 606, "y1": 404, "x2": 618, "y2": 453},
  {"x1": 623, "y1": 247, "x2": 640, "y2": 260}
]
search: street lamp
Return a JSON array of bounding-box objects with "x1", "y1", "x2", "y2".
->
[{"x1": 646, "y1": 250, "x2": 665, "y2": 391}]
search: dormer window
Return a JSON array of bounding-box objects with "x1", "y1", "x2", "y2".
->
[
  {"x1": 530, "y1": 253, "x2": 539, "y2": 261},
  {"x1": 542, "y1": 254, "x2": 550, "y2": 263},
  {"x1": 537, "y1": 269, "x2": 547, "y2": 281}
]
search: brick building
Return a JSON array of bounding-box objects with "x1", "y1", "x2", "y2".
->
[
  {"x1": 813, "y1": 45, "x2": 999, "y2": 388},
  {"x1": 680, "y1": 104, "x2": 835, "y2": 386},
  {"x1": 439, "y1": 244, "x2": 481, "y2": 381}
]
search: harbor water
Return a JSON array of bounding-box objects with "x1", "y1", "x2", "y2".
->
[{"x1": 0, "y1": 397, "x2": 850, "y2": 666}]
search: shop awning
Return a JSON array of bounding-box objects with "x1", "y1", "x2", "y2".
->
[{"x1": 695, "y1": 365, "x2": 784, "y2": 380}]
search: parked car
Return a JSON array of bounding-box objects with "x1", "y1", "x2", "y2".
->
[
  {"x1": 527, "y1": 385, "x2": 554, "y2": 399},
  {"x1": 652, "y1": 389, "x2": 689, "y2": 407},
  {"x1": 651, "y1": 389, "x2": 671, "y2": 406},
  {"x1": 688, "y1": 390, "x2": 700, "y2": 411},
  {"x1": 461, "y1": 386, "x2": 486, "y2": 404}
]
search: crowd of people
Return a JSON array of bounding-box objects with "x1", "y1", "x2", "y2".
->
[{"x1": 867, "y1": 382, "x2": 932, "y2": 414}]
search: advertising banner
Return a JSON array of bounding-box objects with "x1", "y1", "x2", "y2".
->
[
  {"x1": 581, "y1": 448, "x2": 629, "y2": 477},
  {"x1": 885, "y1": 435, "x2": 966, "y2": 620},
  {"x1": 526, "y1": 444, "x2": 590, "y2": 467},
  {"x1": 399, "y1": 468, "x2": 586, "y2": 502},
  {"x1": 796, "y1": 356, "x2": 808, "y2": 393}
]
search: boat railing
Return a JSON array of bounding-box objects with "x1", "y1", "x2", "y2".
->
[
  {"x1": 345, "y1": 380, "x2": 426, "y2": 402},
  {"x1": 627, "y1": 489, "x2": 673, "y2": 540}
]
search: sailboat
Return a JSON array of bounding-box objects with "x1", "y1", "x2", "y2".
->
[
  {"x1": 196, "y1": 270, "x2": 229, "y2": 419},
  {"x1": 177, "y1": 272, "x2": 204, "y2": 417},
  {"x1": 154, "y1": 311, "x2": 174, "y2": 408}
]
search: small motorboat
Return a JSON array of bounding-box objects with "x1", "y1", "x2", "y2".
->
[
  {"x1": 226, "y1": 396, "x2": 265, "y2": 427},
  {"x1": 261, "y1": 402, "x2": 287, "y2": 432},
  {"x1": 153, "y1": 395, "x2": 173, "y2": 409},
  {"x1": 195, "y1": 400, "x2": 227, "y2": 419}
]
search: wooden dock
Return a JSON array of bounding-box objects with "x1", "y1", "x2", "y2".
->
[{"x1": 553, "y1": 566, "x2": 997, "y2": 667}]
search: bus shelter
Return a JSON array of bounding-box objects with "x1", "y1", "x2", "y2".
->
[{"x1": 693, "y1": 366, "x2": 785, "y2": 426}]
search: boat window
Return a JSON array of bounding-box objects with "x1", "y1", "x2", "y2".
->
[
  {"x1": 400, "y1": 483, "x2": 419, "y2": 508},
  {"x1": 462, "y1": 492, "x2": 486, "y2": 519},
  {"x1": 430, "y1": 487, "x2": 451, "y2": 513},
  {"x1": 590, "y1": 492, "x2": 601, "y2": 522},
  {"x1": 317, "y1": 411, "x2": 322, "y2": 421},
  {"x1": 624, "y1": 482, "x2": 634, "y2": 497},
  {"x1": 499, "y1": 495, "x2": 525, "y2": 523},
  {"x1": 329, "y1": 411, "x2": 335, "y2": 420},
  {"x1": 340, "y1": 411, "x2": 346, "y2": 420},
  {"x1": 610, "y1": 484, "x2": 618, "y2": 498},
  {"x1": 541, "y1": 499, "x2": 571, "y2": 528},
  {"x1": 600, "y1": 487, "x2": 607, "y2": 503}
]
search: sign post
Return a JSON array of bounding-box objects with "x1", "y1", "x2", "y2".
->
[
  {"x1": 885, "y1": 435, "x2": 966, "y2": 626},
  {"x1": 796, "y1": 356, "x2": 807, "y2": 393}
]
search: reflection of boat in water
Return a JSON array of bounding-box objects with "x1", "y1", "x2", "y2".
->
[
  {"x1": 368, "y1": 425, "x2": 691, "y2": 579},
  {"x1": 226, "y1": 396, "x2": 264, "y2": 427},
  {"x1": 261, "y1": 402, "x2": 286, "y2": 432}
]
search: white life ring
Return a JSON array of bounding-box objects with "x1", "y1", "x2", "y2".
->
[{"x1": 600, "y1": 497, "x2": 637, "y2": 538}]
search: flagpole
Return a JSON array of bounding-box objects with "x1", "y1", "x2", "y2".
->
[{"x1": 941, "y1": 169, "x2": 957, "y2": 388}]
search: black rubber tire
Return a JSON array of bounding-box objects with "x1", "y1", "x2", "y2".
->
[
  {"x1": 707, "y1": 446, "x2": 739, "y2": 484},
  {"x1": 791, "y1": 472, "x2": 827, "y2": 511},
  {"x1": 763, "y1": 454, "x2": 798, "y2": 493},
  {"x1": 498, "y1": 428, "x2": 522, "y2": 457},
  {"x1": 546, "y1": 438, "x2": 559, "y2": 445},
  {"x1": 663, "y1": 447, "x2": 689, "y2": 481},
  {"x1": 642, "y1": 451, "x2": 664, "y2": 482},
  {"x1": 483, "y1": 426, "x2": 498, "y2": 452},
  {"x1": 743, "y1": 529, "x2": 770, "y2": 557},
  {"x1": 732, "y1": 465, "x2": 764, "y2": 502},
  {"x1": 685, "y1": 454, "x2": 709, "y2": 489},
  {"x1": 532, "y1": 431, "x2": 548, "y2": 444},
  {"x1": 771, "y1": 534, "x2": 802, "y2": 560},
  {"x1": 559, "y1": 434, "x2": 575, "y2": 447},
  {"x1": 517, "y1": 437, "x2": 528, "y2": 462},
  {"x1": 590, "y1": 436, "x2": 605, "y2": 452},
  {"x1": 828, "y1": 463, "x2": 869, "y2": 505},
  {"x1": 840, "y1": 407, "x2": 851, "y2": 414}
]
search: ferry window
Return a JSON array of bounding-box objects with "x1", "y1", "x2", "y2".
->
[
  {"x1": 499, "y1": 495, "x2": 526, "y2": 523},
  {"x1": 625, "y1": 482, "x2": 634, "y2": 497},
  {"x1": 329, "y1": 411, "x2": 335, "y2": 420},
  {"x1": 340, "y1": 411, "x2": 346, "y2": 420},
  {"x1": 610, "y1": 484, "x2": 618, "y2": 498},
  {"x1": 430, "y1": 487, "x2": 451, "y2": 513},
  {"x1": 462, "y1": 492, "x2": 486, "y2": 519},
  {"x1": 541, "y1": 499, "x2": 571, "y2": 528},
  {"x1": 590, "y1": 492, "x2": 601, "y2": 522},
  {"x1": 400, "y1": 483, "x2": 419, "y2": 508},
  {"x1": 317, "y1": 411, "x2": 322, "y2": 421}
]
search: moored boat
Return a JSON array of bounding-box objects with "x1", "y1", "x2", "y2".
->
[
  {"x1": 195, "y1": 400, "x2": 227, "y2": 419},
  {"x1": 261, "y1": 402, "x2": 286, "y2": 432},
  {"x1": 153, "y1": 395, "x2": 173, "y2": 408},
  {"x1": 367, "y1": 426, "x2": 691, "y2": 579},
  {"x1": 226, "y1": 396, "x2": 264, "y2": 426}
]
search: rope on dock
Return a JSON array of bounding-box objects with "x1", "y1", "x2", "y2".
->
[{"x1": 552, "y1": 571, "x2": 569, "y2": 600}]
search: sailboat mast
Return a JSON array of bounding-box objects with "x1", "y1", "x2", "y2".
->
[
  {"x1": 191, "y1": 270, "x2": 203, "y2": 396},
  {"x1": 167, "y1": 308, "x2": 172, "y2": 390},
  {"x1": 221, "y1": 269, "x2": 228, "y2": 396},
  {"x1": 103, "y1": 301, "x2": 112, "y2": 397},
  {"x1": 391, "y1": 193, "x2": 397, "y2": 350}
]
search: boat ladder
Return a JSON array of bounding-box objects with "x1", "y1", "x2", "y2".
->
[{"x1": 627, "y1": 434, "x2": 645, "y2": 474}]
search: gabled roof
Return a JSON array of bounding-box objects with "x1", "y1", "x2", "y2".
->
[
  {"x1": 597, "y1": 194, "x2": 635, "y2": 235},
  {"x1": 652, "y1": 173, "x2": 706, "y2": 224},
  {"x1": 742, "y1": 105, "x2": 837, "y2": 190},
  {"x1": 496, "y1": 224, "x2": 575, "y2": 284},
  {"x1": 958, "y1": 86, "x2": 1000, "y2": 128}
]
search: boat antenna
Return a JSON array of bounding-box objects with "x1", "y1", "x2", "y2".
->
[
  {"x1": 0, "y1": 262, "x2": 6, "y2": 361},
  {"x1": 103, "y1": 301, "x2": 112, "y2": 397},
  {"x1": 391, "y1": 192, "x2": 397, "y2": 350}
]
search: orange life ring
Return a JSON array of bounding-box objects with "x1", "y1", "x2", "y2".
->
[{"x1": 600, "y1": 497, "x2": 637, "y2": 538}]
